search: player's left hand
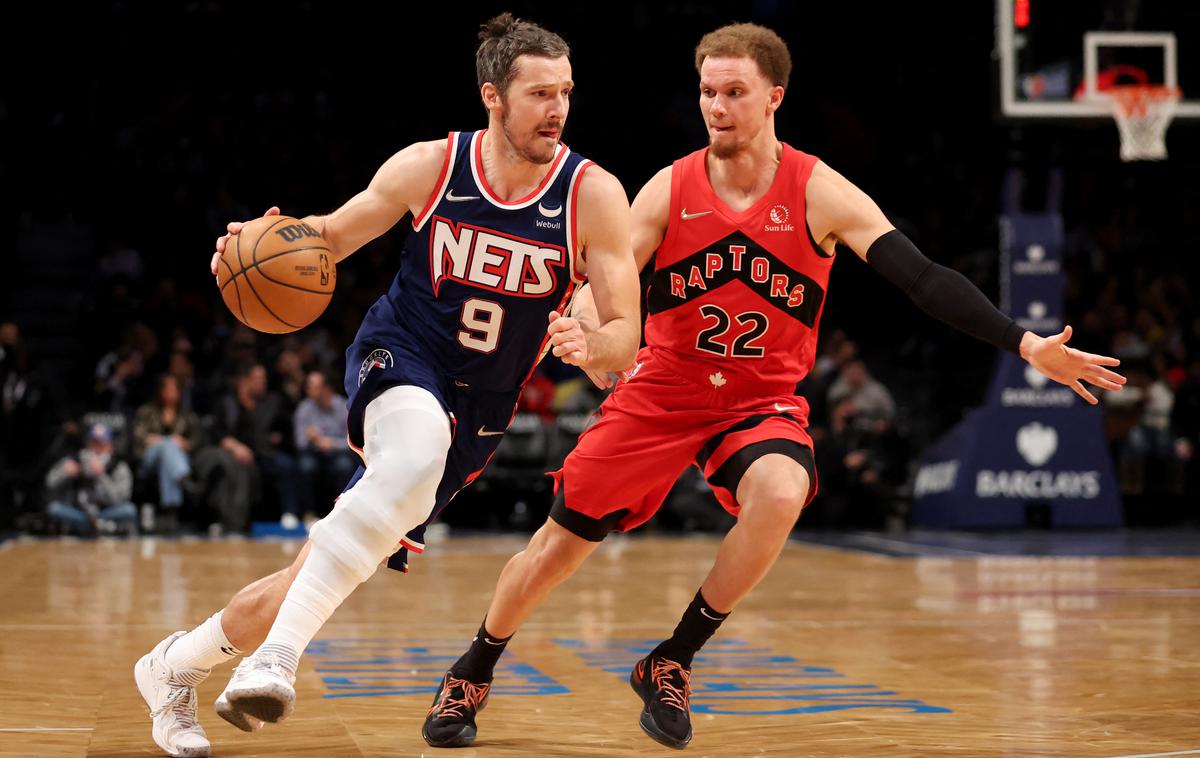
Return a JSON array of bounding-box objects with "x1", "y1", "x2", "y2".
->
[
  {"x1": 582, "y1": 368, "x2": 616, "y2": 390},
  {"x1": 1022, "y1": 325, "x2": 1126, "y2": 405},
  {"x1": 547, "y1": 310, "x2": 588, "y2": 366}
]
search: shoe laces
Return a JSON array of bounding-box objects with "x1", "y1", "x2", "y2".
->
[
  {"x1": 429, "y1": 676, "x2": 490, "y2": 719},
  {"x1": 651, "y1": 658, "x2": 692, "y2": 713},
  {"x1": 152, "y1": 683, "x2": 200, "y2": 729}
]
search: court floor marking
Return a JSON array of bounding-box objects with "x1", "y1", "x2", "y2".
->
[
  {"x1": 829, "y1": 533, "x2": 995, "y2": 557},
  {"x1": 0, "y1": 727, "x2": 94, "y2": 732},
  {"x1": 0, "y1": 615, "x2": 1157, "y2": 634},
  {"x1": 1109, "y1": 750, "x2": 1200, "y2": 758}
]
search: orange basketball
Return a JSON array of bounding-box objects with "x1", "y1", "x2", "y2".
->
[{"x1": 215, "y1": 215, "x2": 336, "y2": 334}]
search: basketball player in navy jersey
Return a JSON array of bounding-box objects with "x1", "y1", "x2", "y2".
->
[
  {"x1": 133, "y1": 14, "x2": 640, "y2": 757},
  {"x1": 427, "y1": 23, "x2": 1127, "y2": 750}
]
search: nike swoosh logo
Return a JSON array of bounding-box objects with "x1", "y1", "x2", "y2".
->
[
  {"x1": 700, "y1": 607, "x2": 724, "y2": 621},
  {"x1": 477, "y1": 426, "x2": 505, "y2": 437},
  {"x1": 681, "y1": 208, "x2": 713, "y2": 221},
  {"x1": 482, "y1": 637, "x2": 506, "y2": 646},
  {"x1": 538, "y1": 202, "x2": 563, "y2": 218},
  {"x1": 445, "y1": 189, "x2": 480, "y2": 202},
  {"x1": 774, "y1": 403, "x2": 799, "y2": 412}
]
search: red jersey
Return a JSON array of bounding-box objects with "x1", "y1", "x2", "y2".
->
[{"x1": 643, "y1": 143, "x2": 833, "y2": 396}]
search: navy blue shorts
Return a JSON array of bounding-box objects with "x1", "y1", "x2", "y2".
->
[{"x1": 342, "y1": 337, "x2": 520, "y2": 572}]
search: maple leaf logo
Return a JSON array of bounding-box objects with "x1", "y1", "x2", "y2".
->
[{"x1": 709, "y1": 371, "x2": 726, "y2": 388}]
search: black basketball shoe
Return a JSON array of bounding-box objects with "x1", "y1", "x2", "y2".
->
[
  {"x1": 421, "y1": 670, "x2": 491, "y2": 748},
  {"x1": 629, "y1": 654, "x2": 693, "y2": 749}
]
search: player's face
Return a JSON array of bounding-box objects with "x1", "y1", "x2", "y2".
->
[
  {"x1": 497, "y1": 55, "x2": 573, "y2": 165},
  {"x1": 699, "y1": 56, "x2": 784, "y2": 159}
]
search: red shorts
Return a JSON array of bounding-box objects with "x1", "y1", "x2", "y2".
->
[{"x1": 550, "y1": 347, "x2": 818, "y2": 538}]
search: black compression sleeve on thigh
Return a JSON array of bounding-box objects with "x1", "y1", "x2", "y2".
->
[{"x1": 867, "y1": 229, "x2": 1027, "y2": 355}]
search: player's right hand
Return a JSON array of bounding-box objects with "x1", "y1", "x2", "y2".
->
[{"x1": 211, "y1": 206, "x2": 281, "y2": 276}]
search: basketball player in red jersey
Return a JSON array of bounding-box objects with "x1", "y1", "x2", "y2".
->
[{"x1": 426, "y1": 23, "x2": 1126, "y2": 750}]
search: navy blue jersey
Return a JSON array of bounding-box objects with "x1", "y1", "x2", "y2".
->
[
  {"x1": 351, "y1": 130, "x2": 591, "y2": 394},
  {"x1": 339, "y1": 130, "x2": 594, "y2": 571}
]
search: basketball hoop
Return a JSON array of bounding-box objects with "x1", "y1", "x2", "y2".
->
[{"x1": 1108, "y1": 85, "x2": 1181, "y2": 161}]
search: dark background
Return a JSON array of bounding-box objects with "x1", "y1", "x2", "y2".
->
[{"x1": 3, "y1": 1, "x2": 1197, "y2": 532}]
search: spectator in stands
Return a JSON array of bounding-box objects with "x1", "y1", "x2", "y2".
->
[
  {"x1": 133, "y1": 374, "x2": 201, "y2": 515},
  {"x1": 167, "y1": 350, "x2": 197, "y2": 413},
  {"x1": 274, "y1": 348, "x2": 307, "y2": 418},
  {"x1": 517, "y1": 368, "x2": 557, "y2": 422},
  {"x1": 195, "y1": 363, "x2": 298, "y2": 533},
  {"x1": 1171, "y1": 359, "x2": 1200, "y2": 500},
  {"x1": 45, "y1": 423, "x2": 137, "y2": 534},
  {"x1": 94, "y1": 323, "x2": 159, "y2": 412},
  {"x1": 827, "y1": 359, "x2": 896, "y2": 426},
  {"x1": 1, "y1": 321, "x2": 61, "y2": 516},
  {"x1": 1125, "y1": 354, "x2": 1177, "y2": 468},
  {"x1": 803, "y1": 332, "x2": 858, "y2": 430},
  {"x1": 292, "y1": 370, "x2": 356, "y2": 525}
]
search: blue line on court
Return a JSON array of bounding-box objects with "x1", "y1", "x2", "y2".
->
[
  {"x1": 554, "y1": 637, "x2": 952, "y2": 715},
  {"x1": 307, "y1": 638, "x2": 570, "y2": 699}
]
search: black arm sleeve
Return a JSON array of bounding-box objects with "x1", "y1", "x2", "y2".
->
[{"x1": 866, "y1": 229, "x2": 1027, "y2": 355}]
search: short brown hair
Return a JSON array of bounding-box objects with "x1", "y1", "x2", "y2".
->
[
  {"x1": 694, "y1": 23, "x2": 792, "y2": 89},
  {"x1": 476, "y1": 13, "x2": 570, "y2": 96}
]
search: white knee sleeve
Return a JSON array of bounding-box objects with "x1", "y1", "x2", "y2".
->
[{"x1": 308, "y1": 385, "x2": 451, "y2": 579}]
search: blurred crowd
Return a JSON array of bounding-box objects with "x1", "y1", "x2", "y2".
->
[
  {"x1": 2, "y1": 255, "x2": 1198, "y2": 536},
  {"x1": 0, "y1": 258, "x2": 609, "y2": 535},
  {"x1": 2, "y1": 3, "x2": 1197, "y2": 535}
]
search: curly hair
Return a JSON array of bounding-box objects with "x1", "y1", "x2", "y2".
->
[
  {"x1": 695, "y1": 23, "x2": 792, "y2": 89},
  {"x1": 476, "y1": 12, "x2": 570, "y2": 96}
]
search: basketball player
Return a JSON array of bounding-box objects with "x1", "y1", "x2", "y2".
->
[
  {"x1": 134, "y1": 14, "x2": 640, "y2": 757},
  {"x1": 425, "y1": 23, "x2": 1128, "y2": 750}
]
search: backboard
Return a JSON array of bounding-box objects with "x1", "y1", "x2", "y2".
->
[{"x1": 996, "y1": 0, "x2": 1200, "y2": 119}]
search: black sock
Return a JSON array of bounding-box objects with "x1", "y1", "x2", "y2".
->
[
  {"x1": 651, "y1": 589, "x2": 729, "y2": 669},
  {"x1": 450, "y1": 620, "x2": 511, "y2": 682}
]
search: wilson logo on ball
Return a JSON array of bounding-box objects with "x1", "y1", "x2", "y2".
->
[{"x1": 275, "y1": 222, "x2": 323, "y2": 243}]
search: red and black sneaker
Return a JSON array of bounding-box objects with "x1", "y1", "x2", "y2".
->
[
  {"x1": 421, "y1": 670, "x2": 491, "y2": 748},
  {"x1": 629, "y1": 654, "x2": 693, "y2": 749}
]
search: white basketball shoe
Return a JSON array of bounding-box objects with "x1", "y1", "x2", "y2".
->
[
  {"x1": 134, "y1": 632, "x2": 212, "y2": 758},
  {"x1": 219, "y1": 649, "x2": 297, "y2": 725},
  {"x1": 213, "y1": 689, "x2": 264, "y2": 733}
]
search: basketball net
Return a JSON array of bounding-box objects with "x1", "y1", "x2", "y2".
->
[{"x1": 1109, "y1": 85, "x2": 1181, "y2": 162}]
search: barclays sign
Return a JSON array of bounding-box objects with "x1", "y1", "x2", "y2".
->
[{"x1": 912, "y1": 211, "x2": 1121, "y2": 528}]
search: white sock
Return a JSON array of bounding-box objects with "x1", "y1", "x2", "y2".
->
[
  {"x1": 164, "y1": 610, "x2": 243, "y2": 671},
  {"x1": 255, "y1": 543, "x2": 371, "y2": 678}
]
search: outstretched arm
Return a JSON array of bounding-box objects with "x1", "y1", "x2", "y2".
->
[
  {"x1": 806, "y1": 161, "x2": 1125, "y2": 405},
  {"x1": 211, "y1": 138, "x2": 447, "y2": 273}
]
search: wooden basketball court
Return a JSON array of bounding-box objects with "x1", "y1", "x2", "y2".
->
[{"x1": 1, "y1": 535, "x2": 1198, "y2": 757}]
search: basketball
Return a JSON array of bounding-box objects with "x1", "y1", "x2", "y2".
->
[{"x1": 216, "y1": 215, "x2": 336, "y2": 334}]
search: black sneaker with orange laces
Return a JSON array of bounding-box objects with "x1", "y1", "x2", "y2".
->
[
  {"x1": 421, "y1": 670, "x2": 491, "y2": 748},
  {"x1": 629, "y1": 654, "x2": 693, "y2": 749}
]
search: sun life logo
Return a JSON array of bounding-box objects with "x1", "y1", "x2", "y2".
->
[{"x1": 764, "y1": 204, "x2": 794, "y2": 232}]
